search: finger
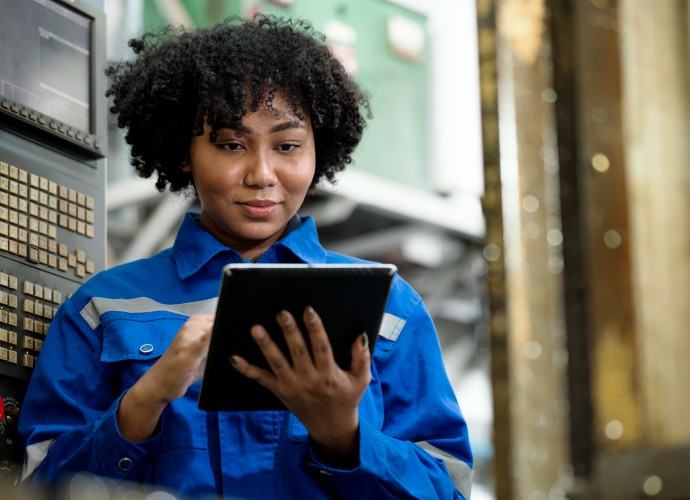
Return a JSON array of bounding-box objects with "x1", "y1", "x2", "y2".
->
[
  {"x1": 230, "y1": 355, "x2": 278, "y2": 392},
  {"x1": 248, "y1": 324, "x2": 294, "y2": 378},
  {"x1": 166, "y1": 315, "x2": 214, "y2": 361},
  {"x1": 349, "y1": 332, "x2": 372, "y2": 384},
  {"x1": 198, "y1": 313, "x2": 216, "y2": 324},
  {"x1": 277, "y1": 309, "x2": 315, "y2": 373},
  {"x1": 303, "y1": 306, "x2": 334, "y2": 370},
  {"x1": 187, "y1": 313, "x2": 215, "y2": 330}
]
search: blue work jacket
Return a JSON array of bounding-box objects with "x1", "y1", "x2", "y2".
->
[{"x1": 18, "y1": 213, "x2": 473, "y2": 499}]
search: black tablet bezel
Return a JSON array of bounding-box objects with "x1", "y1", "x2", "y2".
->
[{"x1": 197, "y1": 263, "x2": 397, "y2": 411}]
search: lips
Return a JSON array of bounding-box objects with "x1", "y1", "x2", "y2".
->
[
  {"x1": 242, "y1": 199, "x2": 278, "y2": 207},
  {"x1": 239, "y1": 200, "x2": 279, "y2": 217}
]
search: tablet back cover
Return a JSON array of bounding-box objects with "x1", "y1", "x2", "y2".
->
[{"x1": 198, "y1": 263, "x2": 396, "y2": 411}]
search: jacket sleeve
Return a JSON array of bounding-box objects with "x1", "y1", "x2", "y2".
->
[
  {"x1": 305, "y1": 277, "x2": 474, "y2": 499},
  {"x1": 17, "y1": 297, "x2": 161, "y2": 486}
]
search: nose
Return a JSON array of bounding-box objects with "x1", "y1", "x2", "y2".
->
[{"x1": 243, "y1": 150, "x2": 277, "y2": 188}]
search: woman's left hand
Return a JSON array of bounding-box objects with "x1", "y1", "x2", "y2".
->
[{"x1": 230, "y1": 306, "x2": 371, "y2": 467}]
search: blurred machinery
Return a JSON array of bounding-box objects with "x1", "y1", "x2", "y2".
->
[{"x1": 0, "y1": 0, "x2": 107, "y2": 484}]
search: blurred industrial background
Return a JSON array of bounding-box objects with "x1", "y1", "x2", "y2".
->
[{"x1": 2, "y1": 0, "x2": 690, "y2": 499}]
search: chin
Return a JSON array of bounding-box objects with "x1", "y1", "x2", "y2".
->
[{"x1": 239, "y1": 226, "x2": 283, "y2": 241}]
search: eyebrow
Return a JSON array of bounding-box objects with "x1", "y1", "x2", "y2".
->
[{"x1": 268, "y1": 120, "x2": 305, "y2": 133}]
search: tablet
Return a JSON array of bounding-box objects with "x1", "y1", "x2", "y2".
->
[{"x1": 197, "y1": 263, "x2": 397, "y2": 411}]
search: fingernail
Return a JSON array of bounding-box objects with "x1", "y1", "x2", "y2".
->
[
  {"x1": 229, "y1": 356, "x2": 239, "y2": 368},
  {"x1": 305, "y1": 305, "x2": 317, "y2": 324},
  {"x1": 277, "y1": 310, "x2": 290, "y2": 325},
  {"x1": 361, "y1": 332, "x2": 369, "y2": 349}
]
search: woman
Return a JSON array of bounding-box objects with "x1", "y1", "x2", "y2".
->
[{"x1": 18, "y1": 15, "x2": 473, "y2": 499}]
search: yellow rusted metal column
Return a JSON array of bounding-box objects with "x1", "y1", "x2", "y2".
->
[
  {"x1": 569, "y1": 0, "x2": 640, "y2": 456},
  {"x1": 479, "y1": 0, "x2": 571, "y2": 498},
  {"x1": 476, "y1": 1, "x2": 513, "y2": 498},
  {"x1": 586, "y1": 1, "x2": 690, "y2": 498},
  {"x1": 547, "y1": 1, "x2": 642, "y2": 496},
  {"x1": 496, "y1": 0, "x2": 573, "y2": 497},
  {"x1": 619, "y1": 0, "x2": 690, "y2": 448},
  {"x1": 481, "y1": 0, "x2": 690, "y2": 497}
]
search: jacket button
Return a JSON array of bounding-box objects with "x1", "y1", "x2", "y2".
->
[
  {"x1": 117, "y1": 457, "x2": 134, "y2": 471},
  {"x1": 139, "y1": 344, "x2": 154, "y2": 354}
]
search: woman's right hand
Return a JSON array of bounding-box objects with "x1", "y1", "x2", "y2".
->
[{"x1": 116, "y1": 314, "x2": 215, "y2": 442}]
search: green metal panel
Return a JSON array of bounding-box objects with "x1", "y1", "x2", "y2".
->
[
  {"x1": 253, "y1": 0, "x2": 430, "y2": 191},
  {"x1": 143, "y1": 0, "x2": 430, "y2": 191},
  {"x1": 142, "y1": 2, "x2": 165, "y2": 33},
  {"x1": 143, "y1": 0, "x2": 243, "y2": 32}
]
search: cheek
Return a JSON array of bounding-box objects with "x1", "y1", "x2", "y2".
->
[
  {"x1": 195, "y1": 165, "x2": 240, "y2": 191},
  {"x1": 297, "y1": 159, "x2": 317, "y2": 187},
  {"x1": 290, "y1": 170, "x2": 316, "y2": 195}
]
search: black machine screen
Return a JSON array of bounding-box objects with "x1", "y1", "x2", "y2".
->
[{"x1": 0, "y1": 0, "x2": 92, "y2": 133}]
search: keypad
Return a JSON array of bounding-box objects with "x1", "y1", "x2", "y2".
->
[
  {"x1": 0, "y1": 155, "x2": 97, "y2": 372},
  {"x1": 0, "y1": 271, "x2": 66, "y2": 368},
  {"x1": 0, "y1": 160, "x2": 95, "y2": 279}
]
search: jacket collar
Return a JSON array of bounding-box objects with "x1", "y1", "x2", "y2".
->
[{"x1": 172, "y1": 212, "x2": 327, "y2": 279}]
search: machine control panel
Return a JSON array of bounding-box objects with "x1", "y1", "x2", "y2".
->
[
  {"x1": 0, "y1": 124, "x2": 105, "y2": 483},
  {"x1": 0, "y1": 0, "x2": 108, "y2": 486},
  {"x1": 0, "y1": 128, "x2": 105, "y2": 383}
]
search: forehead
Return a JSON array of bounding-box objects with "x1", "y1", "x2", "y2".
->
[
  {"x1": 254, "y1": 91, "x2": 306, "y2": 118},
  {"x1": 214, "y1": 92, "x2": 309, "y2": 129}
]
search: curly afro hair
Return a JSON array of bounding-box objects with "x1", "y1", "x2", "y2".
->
[{"x1": 105, "y1": 15, "x2": 371, "y2": 193}]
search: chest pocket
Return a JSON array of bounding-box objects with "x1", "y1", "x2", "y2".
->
[
  {"x1": 100, "y1": 312, "x2": 185, "y2": 387},
  {"x1": 100, "y1": 312, "x2": 209, "y2": 453}
]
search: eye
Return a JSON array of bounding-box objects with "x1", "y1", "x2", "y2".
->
[
  {"x1": 219, "y1": 142, "x2": 244, "y2": 152},
  {"x1": 277, "y1": 143, "x2": 299, "y2": 153}
]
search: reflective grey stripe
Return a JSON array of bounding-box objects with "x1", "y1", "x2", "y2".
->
[
  {"x1": 377, "y1": 312, "x2": 405, "y2": 342},
  {"x1": 80, "y1": 297, "x2": 218, "y2": 329},
  {"x1": 416, "y1": 441, "x2": 473, "y2": 499},
  {"x1": 83, "y1": 298, "x2": 404, "y2": 340},
  {"x1": 22, "y1": 439, "x2": 55, "y2": 481}
]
